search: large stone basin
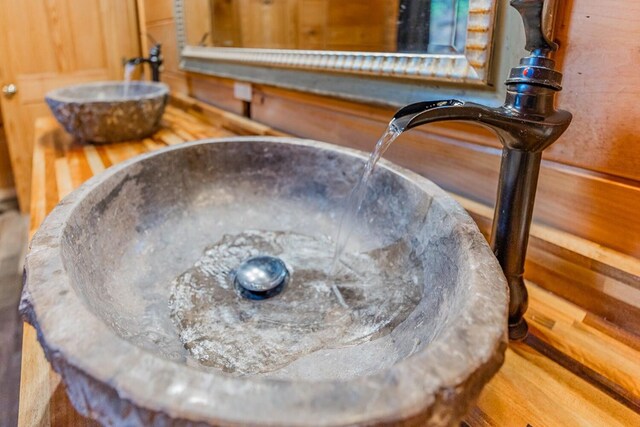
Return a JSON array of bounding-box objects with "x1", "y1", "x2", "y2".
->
[
  {"x1": 21, "y1": 137, "x2": 508, "y2": 426},
  {"x1": 45, "y1": 81, "x2": 168, "y2": 143}
]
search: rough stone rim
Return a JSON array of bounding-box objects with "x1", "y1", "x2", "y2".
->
[
  {"x1": 21, "y1": 137, "x2": 508, "y2": 426},
  {"x1": 45, "y1": 81, "x2": 169, "y2": 104}
]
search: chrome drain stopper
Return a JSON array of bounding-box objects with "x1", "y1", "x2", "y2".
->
[{"x1": 233, "y1": 255, "x2": 289, "y2": 300}]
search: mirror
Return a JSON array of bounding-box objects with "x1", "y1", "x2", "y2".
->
[
  {"x1": 184, "y1": 1, "x2": 469, "y2": 54},
  {"x1": 176, "y1": 0, "x2": 497, "y2": 84}
]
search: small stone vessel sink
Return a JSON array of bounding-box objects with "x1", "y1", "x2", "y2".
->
[
  {"x1": 21, "y1": 137, "x2": 508, "y2": 426},
  {"x1": 45, "y1": 81, "x2": 168, "y2": 143}
]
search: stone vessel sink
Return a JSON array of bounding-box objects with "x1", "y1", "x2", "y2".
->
[
  {"x1": 45, "y1": 81, "x2": 168, "y2": 143},
  {"x1": 21, "y1": 137, "x2": 508, "y2": 426}
]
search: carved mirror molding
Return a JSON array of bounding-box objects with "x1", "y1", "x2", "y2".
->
[{"x1": 175, "y1": 0, "x2": 499, "y2": 85}]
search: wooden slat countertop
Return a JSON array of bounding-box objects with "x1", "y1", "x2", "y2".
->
[{"x1": 19, "y1": 97, "x2": 640, "y2": 426}]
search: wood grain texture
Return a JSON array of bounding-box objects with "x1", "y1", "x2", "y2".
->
[
  {"x1": 547, "y1": 0, "x2": 640, "y2": 181},
  {"x1": 183, "y1": 0, "x2": 212, "y2": 47},
  {"x1": 189, "y1": 74, "x2": 249, "y2": 116},
  {"x1": 0, "y1": 0, "x2": 140, "y2": 213},
  {"x1": 19, "y1": 98, "x2": 640, "y2": 426},
  {"x1": 142, "y1": 0, "x2": 175, "y2": 24},
  {"x1": 223, "y1": 0, "x2": 399, "y2": 52}
]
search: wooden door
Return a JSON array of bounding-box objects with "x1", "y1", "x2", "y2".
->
[{"x1": 0, "y1": 0, "x2": 140, "y2": 212}]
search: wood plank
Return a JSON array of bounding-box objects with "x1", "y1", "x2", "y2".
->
[
  {"x1": 142, "y1": 0, "x2": 174, "y2": 24},
  {"x1": 171, "y1": 91, "x2": 288, "y2": 137},
  {"x1": 548, "y1": 0, "x2": 640, "y2": 181},
  {"x1": 83, "y1": 146, "x2": 106, "y2": 176},
  {"x1": 183, "y1": 0, "x2": 212, "y2": 47},
  {"x1": 161, "y1": 71, "x2": 189, "y2": 95},
  {"x1": 472, "y1": 338, "x2": 640, "y2": 426},
  {"x1": 189, "y1": 74, "x2": 247, "y2": 116},
  {"x1": 527, "y1": 285, "x2": 640, "y2": 400}
]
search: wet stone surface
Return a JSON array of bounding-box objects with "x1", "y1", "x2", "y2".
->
[{"x1": 169, "y1": 230, "x2": 424, "y2": 375}]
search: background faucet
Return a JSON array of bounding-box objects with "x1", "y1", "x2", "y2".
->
[
  {"x1": 393, "y1": 0, "x2": 572, "y2": 340},
  {"x1": 126, "y1": 43, "x2": 163, "y2": 82}
]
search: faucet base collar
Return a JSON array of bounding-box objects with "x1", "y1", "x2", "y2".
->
[{"x1": 509, "y1": 318, "x2": 529, "y2": 341}]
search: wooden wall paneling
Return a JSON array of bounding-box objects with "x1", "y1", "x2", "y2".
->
[
  {"x1": 136, "y1": 0, "x2": 149, "y2": 56},
  {"x1": 297, "y1": 0, "x2": 327, "y2": 50},
  {"x1": 142, "y1": 0, "x2": 175, "y2": 24},
  {"x1": 543, "y1": 0, "x2": 640, "y2": 181},
  {"x1": 249, "y1": 86, "x2": 640, "y2": 258},
  {"x1": 210, "y1": 0, "x2": 242, "y2": 47},
  {"x1": 384, "y1": 0, "x2": 400, "y2": 52},
  {"x1": 295, "y1": 0, "x2": 399, "y2": 51},
  {"x1": 162, "y1": 72, "x2": 190, "y2": 95},
  {"x1": 170, "y1": 93, "x2": 287, "y2": 136},
  {"x1": 237, "y1": 0, "x2": 299, "y2": 49},
  {"x1": 325, "y1": 0, "x2": 396, "y2": 52},
  {"x1": 189, "y1": 74, "x2": 248, "y2": 116},
  {"x1": 184, "y1": 0, "x2": 212, "y2": 46}
]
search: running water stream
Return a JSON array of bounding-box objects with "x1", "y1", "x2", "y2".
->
[
  {"x1": 331, "y1": 120, "x2": 404, "y2": 272},
  {"x1": 123, "y1": 62, "x2": 136, "y2": 97}
]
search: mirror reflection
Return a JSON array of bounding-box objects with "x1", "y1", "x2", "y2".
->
[{"x1": 184, "y1": 0, "x2": 469, "y2": 54}]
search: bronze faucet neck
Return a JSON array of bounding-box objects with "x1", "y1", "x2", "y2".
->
[{"x1": 392, "y1": 0, "x2": 572, "y2": 340}]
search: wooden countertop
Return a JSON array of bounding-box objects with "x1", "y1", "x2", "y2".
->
[{"x1": 19, "y1": 98, "x2": 640, "y2": 426}]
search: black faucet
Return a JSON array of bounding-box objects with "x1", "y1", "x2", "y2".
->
[
  {"x1": 126, "y1": 44, "x2": 163, "y2": 82},
  {"x1": 393, "y1": 0, "x2": 572, "y2": 340}
]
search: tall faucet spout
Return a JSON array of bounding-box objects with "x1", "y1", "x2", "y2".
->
[
  {"x1": 393, "y1": 100, "x2": 513, "y2": 137},
  {"x1": 394, "y1": 94, "x2": 570, "y2": 341},
  {"x1": 393, "y1": 99, "x2": 464, "y2": 130},
  {"x1": 392, "y1": 0, "x2": 572, "y2": 341}
]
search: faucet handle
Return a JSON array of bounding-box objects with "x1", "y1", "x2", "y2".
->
[{"x1": 511, "y1": 0, "x2": 559, "y2": 55}]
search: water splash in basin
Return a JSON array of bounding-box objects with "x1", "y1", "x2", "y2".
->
[
  {"x1": 122, "y1": 62, "x2": 136, "y2": 97},
  {"x1": 332, "y1": 121, "x2": 403, "y2": 271},
  {"x1": 169, "y1": 230, "x2": 423, "y2": 375}
]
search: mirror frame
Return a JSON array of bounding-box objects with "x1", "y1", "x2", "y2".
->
[{"x1": 175, "y1": 0, "x2": 498, "y2": 85}]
